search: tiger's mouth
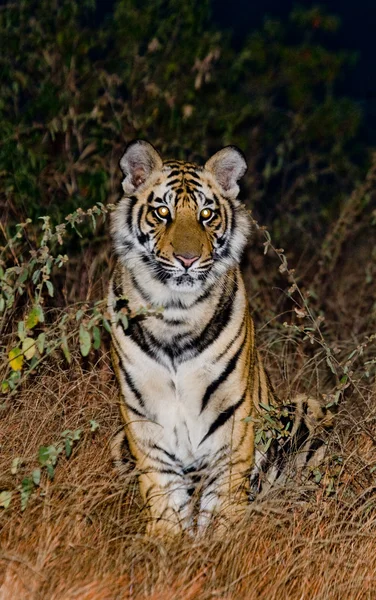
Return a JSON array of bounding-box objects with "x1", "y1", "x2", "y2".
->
[{"x1": 152, "y1": 257, "x2": 213, "y2": 290}]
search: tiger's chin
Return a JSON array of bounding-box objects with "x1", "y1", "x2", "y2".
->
[{"x1": 166, "y1": 273, "x2": 204, "y2": 293}]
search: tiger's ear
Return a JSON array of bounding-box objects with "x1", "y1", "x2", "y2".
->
[
  {"x1": 120, "y1": 140, "x2": 163, "y2": 195},
  {"x1": 205, "y1": 146, "x2": 247, "y2": 197}
]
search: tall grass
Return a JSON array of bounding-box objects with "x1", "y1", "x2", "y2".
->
[{"x1": 1, "y1": 187, "x2": 375, "y2": 598}]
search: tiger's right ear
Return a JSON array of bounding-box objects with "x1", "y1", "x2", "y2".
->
[{"x1": 119, "y1": 140, "x2": 163, "y2": 195}]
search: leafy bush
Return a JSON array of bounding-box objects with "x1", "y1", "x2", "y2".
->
[{"x1": 0, "y1": 203, "x2": 114, "y2": 395}]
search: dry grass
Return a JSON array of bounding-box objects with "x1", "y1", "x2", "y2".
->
[{"x1": 1, "y1": 341, "x2": 376, "y2": 600}]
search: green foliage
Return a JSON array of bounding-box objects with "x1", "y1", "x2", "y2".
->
[
  {"x1": 0, "y1": 203, "x2": 114, "y2": 395},
  {"x1": 0, "y1": 0, "x2": 366, "y2": 253},
  {"x1": 245, "y1": 402, "x2": 292, "y2": 454},
  {"x1": 1, "y1": 422, "x2": 98, "y2": 511}
]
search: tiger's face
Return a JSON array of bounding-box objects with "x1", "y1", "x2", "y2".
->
[{"x1": 112, "y1": 141, "x2": 249, "y2": 295}]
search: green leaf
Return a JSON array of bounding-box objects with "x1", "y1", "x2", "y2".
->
[
  {"x1": 11, "y1": 457, "x2": 22, "y2": 475},
  {"x1": 46, "y1": 464, "x2": 55, "y2": 479},
  {"x1": 326, "y1": 356, "x2": 336, "y2": 374},
  {"x1": 18, "y1": 320, "x2": 26, "y2": 342},
  {"x1": 314, "y1": 469, "x2": 322, "y2": 484},
  {"x1": 26, "y1": 305, "x2": 43, "y2": 329},
  {"x1": 38, "y1": 445, "x2": 60, "y2": 467},
  {"x1": 0, "y1": 491, "x2": 12, "y2": 508},
  {"x1": 242, "y1": 415, "x2": 256, "y2": 423},
  {"x1": 262, "y1": 436, "x2": 273, "y2": 452},
  {"x1": 46, "y1": 281, "x2": 54, "y2": 297},
  {"x1": 20, "y1": 477, "x2": 34, "y2": 511},
  {"x1": 120, "y1": 314, "x2": 129, "y2": 330},
  {"x1": 79, "y1": 324, "x2": 91, "y2": 357},
  {"x1": 90, "y1": 419, "x2": 99, "y2": 432},
  {"x1": 8, "y1": 347, "x2": 24, "y2": 371},
  {"x1": 102, "y1": 318, "x2": 111, "y2": 334},
  {"x1": 76, "y1": 309, "x2": 84, "y2": 322},
  {"x1": 61, "y1": 335, "x2": 71, "y2": 364},
  {"x1": 72, "y1": 429, "x2": 82, "y2": 442},
  {"x1": 36, "y1": 332, "x2": 46, "y2": 354},
  {"x1": 32, "y1": 469, "x2": 41, "y2": 486},
  {"x1": 35, "y1": 304, "x2": 45, "y2": 323},
  {"x1": 32, "y1": 269, "x2": 41, "y2": 284},
  {"x1": 92, "y1": 326, "x2": 101, "y2": 350},
  {"x1": 22, "y1": 337, "x2": 36, "y2": 360},
  {"x1": 65, "y1": 438, "x2": 72, "y2": 458},
  {"x1": 38, "y1": 446, "x2": 50, "y2": 466}
]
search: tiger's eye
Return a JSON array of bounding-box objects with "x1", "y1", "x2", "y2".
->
[
  {"x1": 156, "y1": 206, "x2": 170, "y2": 218},
  {"x1": 200, "y1": 208, "x2": 213, "y2": 220}
]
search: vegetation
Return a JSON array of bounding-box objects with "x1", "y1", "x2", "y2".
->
[{"x1": 0, "y1": 1, "x2": 375, "y2": 598}]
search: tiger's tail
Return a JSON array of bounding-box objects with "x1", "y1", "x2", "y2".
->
[{"x1": 250, "y1": 394, "x2": 334, "y2": 498}]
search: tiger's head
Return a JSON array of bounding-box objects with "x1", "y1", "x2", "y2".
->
[{"x1": 112, "y1": 140, "x2": 249, "y2": 296}]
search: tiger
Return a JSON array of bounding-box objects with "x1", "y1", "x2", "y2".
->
[{"x1": 108, "y1": 140, "x2": 332, "y2": 536}]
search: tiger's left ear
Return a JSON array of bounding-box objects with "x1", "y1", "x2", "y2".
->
[{"x1": 205, "y1": 146, "x2": 247, "y2": 197}]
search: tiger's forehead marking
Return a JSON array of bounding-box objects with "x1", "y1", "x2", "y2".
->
[{"x1": 158, "y1": 160, "x2": 212, "y2": 208}]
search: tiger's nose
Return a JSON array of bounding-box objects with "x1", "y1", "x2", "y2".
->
[{"x1": 174, "y1": 253, "x2": 200, "y2": 268}]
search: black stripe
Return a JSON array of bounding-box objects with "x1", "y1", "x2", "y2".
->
[
  {"x1": 217, "y1": 318, "x2": 245, "y2": 362},
  {"x1": 151, "y1": 443, "x2": 180, "y2": 465},
  {"x1": 203, "y1": 466, "x2": 229, "y2": 491},
  {"x1": 115, "y1": 297, "x2": 128, "y2": 311},
  {"x1": 119, "y1": 363, "x2": 145, "y2": 408},
  {"x1": 115, "y1": 432, "x2": 137, "y2": 464},
  {"x1": 269, "y1": 419, "x2": 311, "y2": 482},
  {"x1": 217, "y1": 204, "x2": 235, "y2": 257},
  {"x1": 199, "y1": 393, "x2": 246, "y2": 445},
  {"x1": 136, "y1": 204, "x2": 149, "y2": 245},
  {"x1": 189, "y1": 273, "x2": 238, "y2": 355},
  {"x1": 163, "y1": 317, "x2": 186, "y2": 326},
  {"x1": 291, "y1": 419, "x2": 310, "y2": 451},
  {"x1": 187, "y1": 171, "x2": 201, "y2": 180},
  {"x1": 146, "y1": 456, "x2": 181, "y2": 469},
  {"x1": 112, "y1": 271, "x2": 123, "y2": 296},
  {"x1": 126, "y1": 196, "x2": 138, "y2": 232},
  {"x1": 149, "y1": 467, "x2": 181, "y2": 476},
  {"x1": 129, "y1": 270, "x2": 152, "y2": 303},
  {"x1": 121, "y1": 318, "x2": 159, "y2": 362},
  {"x1": 127, "y1": 278, "x2": 237, "y2": 365},
  {"x1": 201, "y1": 342, "x2": 244, "y2": 413},
  {"x1": 305, "y1": 437, "x2": 325, "y2": 463},
  {"x1": 125, "y1": 402, "x2": 146, "y2": 419}
]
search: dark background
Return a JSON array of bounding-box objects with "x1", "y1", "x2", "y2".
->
[
  {"x1": 213, "y1": 0, "x2": 375, "y2": 107},
  {"x1": 92, "y1": 0, "x2": 376, "y2": 141},
  {"x1": 214, "y1": 0, "x2": 376, "y2": 144}
]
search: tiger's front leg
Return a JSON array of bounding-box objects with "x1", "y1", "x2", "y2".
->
[
  {"x1": 195, "y1": 402, "x2": 255, "y2": 533},
  {"x1": 196, "y1": 452, "x2": 251, "y2": 533},
  {"x1": 120, "y1": 420, "x2": 193, "y2": 535},
  {"x1": 138, "y1": 462, "x2": 192, "y2": 536}
]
